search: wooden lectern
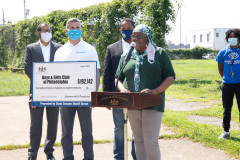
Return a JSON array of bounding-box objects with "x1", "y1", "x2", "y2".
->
[
  {"x1": 91, "y1": 92, "x2": 161, "y2": 160},
  {"x1": 91, "y1": 92, "x2": 161, "y2": 109}
]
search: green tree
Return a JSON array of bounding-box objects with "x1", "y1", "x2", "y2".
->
[
  {"x1": 1, "y1": 0, "x2": 178, "y2": 69},
  {"x1": 144, "y1": 0, "x2": 178, "y2": 47}
]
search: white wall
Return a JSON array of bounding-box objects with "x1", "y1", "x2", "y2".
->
[
  {"x1": 213, "y1": 28, "x2": 229, "y2": 50},
  {"x1": 190, "y1": 28, "x2": 230, "y2": 50}
]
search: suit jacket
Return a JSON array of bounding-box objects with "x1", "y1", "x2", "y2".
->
[
  {"x1": 24, "y1": 41, "x2": 62, "y2": 93},
  {"x1": 102, "y1": 40, "x2": 123, "y2": 92}
]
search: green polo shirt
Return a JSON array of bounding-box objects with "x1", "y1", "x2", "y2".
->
[{"x1": 115, "y1": 48, "x2": 175, "y2": 112}]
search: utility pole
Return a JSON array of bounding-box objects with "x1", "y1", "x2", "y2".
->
[
  {"x1": 186, "y1": 37, "x2": 187, "y2": 49},
  {"x1": 24, "y1": 0, "x2": 26, "y2": 19},
  {"x1": 180, "y1": 6, "x2": 182, "y2": 49},
  {"x1": 24, "y1": 0, "x2": 30, "y2": 19},
  {"x1": 1, "y1": 8, "x2": 5, "y2": 66},
  {"x1": 2, "y1": 8, "x2": 5, "y2": 25}
]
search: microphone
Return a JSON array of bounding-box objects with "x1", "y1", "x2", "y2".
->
[
  {"x1": 123, "y1": 42, "x2": 136, "y2": 65},
  {"x1": 115, "y1": 42, "x2": 136, "y2": 91}
]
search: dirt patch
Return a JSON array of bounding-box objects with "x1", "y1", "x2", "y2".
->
[
  {"x1": 165, "y1": 96, "x2": 239, "y2": 130},
  {"x1": 161, "y1": 124, "x2": 175, "y2": 135},
  {"x1": 188, "y1": 115, "x2": 240, "y2": 130},
  {"x1": 165, "y1": 96, "x2": 217, "y2": 111}
]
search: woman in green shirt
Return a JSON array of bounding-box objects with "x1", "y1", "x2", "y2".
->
[{"x1": 115, "y1": 24, "x2": 175, "y2": 160}]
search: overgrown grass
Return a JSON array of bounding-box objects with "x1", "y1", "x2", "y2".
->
[{"x1": 0, "y1": 71, "x2": 29, "y2": 96}]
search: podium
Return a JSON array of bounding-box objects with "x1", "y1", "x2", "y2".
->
[
  {"x1": 91, "y1": 92, "x2": 161, "y2": 160},
  {"x1": 91, "y1": 92, "x2": 161, "y2": 109}
]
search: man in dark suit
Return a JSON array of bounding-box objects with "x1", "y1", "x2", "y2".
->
[
  {"x1": 102, "y1": 18, "x2": 136, "y2": 160},
  {"x1": 24, "y1": 22, "x2": 62, "y2": 160}
]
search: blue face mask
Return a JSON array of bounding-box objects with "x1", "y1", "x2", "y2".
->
[
  {"x1": 68, "y1": 29, "x2": 81, "y2": 40},
  {"x1": 228, "y1": 38, "x2": 238, "y2": 46},
  {"x1": 121, "y1": 30, "x2": 133, "y2": 41}
]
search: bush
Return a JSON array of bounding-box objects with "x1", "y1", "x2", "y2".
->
[{"x1": 166, "y1": 46, "x2": 219, "y2": 60}]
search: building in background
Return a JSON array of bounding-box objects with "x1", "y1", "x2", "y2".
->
[{"x1": 189, "y1": 28, "x2": 230, "y2": 50}]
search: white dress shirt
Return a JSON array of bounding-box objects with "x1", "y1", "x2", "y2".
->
[
  {"x1": 121, "y1": 39, "x2": 130, "y2": 55},
  {"x1": 39, "y1": 41, "x2": 51, "y2": 62},
  {"x1": 54, "y1": 39, "x2": 100, "y2": 69}
]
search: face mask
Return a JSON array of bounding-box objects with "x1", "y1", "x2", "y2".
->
[
  {"x1": 228, "y1": 38, "x2": 238, "y2": 46},
  {"x1": 40, "y1": 32, "x2": 52, "y2": 43},
  {"x1": 68, "y1": 29, "x2": 81, "y2": 40},
  {"x1": 146, "y1": 39, "x2": 156, "y2": 64},
  {"x1": 121, "y1": 30, "x2": 133, "y2": 41}
]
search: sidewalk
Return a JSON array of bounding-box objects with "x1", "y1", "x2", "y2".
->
[{"x1": 0, "y1": 96, "x2": 237, "y2": 160}]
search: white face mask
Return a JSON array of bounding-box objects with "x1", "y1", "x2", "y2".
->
[
  {"x1": 40, "y1": 32, "x2": 52, "y2": 43},
  {"x1": 146, "y1": 39, "x2": 156, "y2": 64}
]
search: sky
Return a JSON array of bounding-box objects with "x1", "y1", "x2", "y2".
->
[
  {"x1": 168, "y1": 0, "x2": 240, "y2": 44},
  {"x1": 1, "y1": 0, "x2": 240, "y2": 45},
  {"x1": 0, "y1": 0, "x2": 112, "y2": 23}
]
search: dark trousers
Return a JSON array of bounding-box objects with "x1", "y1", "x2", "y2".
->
[
  {"x1": 222, "y1": 83, "x2": 240, "y2": 132},
  {"x1": 60, "y1": 107, "x2": 94, "y2": 160},
  {"x1": 28, "y1": 103, "x2": 59, "y2": 158}
]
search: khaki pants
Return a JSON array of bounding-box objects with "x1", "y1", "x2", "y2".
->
[{"x1": 128, "y1": 109, "x2": 163, "y2": 160}]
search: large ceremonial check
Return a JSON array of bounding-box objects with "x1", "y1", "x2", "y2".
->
[{"x1": 32, "y1": 61, "x2": 97, "y2": 107}]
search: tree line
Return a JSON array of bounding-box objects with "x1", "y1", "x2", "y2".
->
[
  {"x1": 0, "y1": 0, "x2": 179, "y2": 69},
  {"x1": 5, "y1": 0, "x2": 219, "y2": 71}
]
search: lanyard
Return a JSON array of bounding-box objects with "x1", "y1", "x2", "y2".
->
[
  {"x1": 229, "y1": 47, "x2": 239, "y2": 79},
  {"x1": 229, "y1": 47, "x2": 239, "y2": 66}
]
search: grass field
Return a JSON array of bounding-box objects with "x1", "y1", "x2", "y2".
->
[
  {"x1": 0, "y1": 71, "x2": 29, "y2": 96},
  {"x1": 165, "y1": 59, "x2": 240, "y2": 159},
  {"x1": 168, "y1": 59, "x2": 222, "y2": 101},
  {"x1": 0, "y1": 59, "x2": 221, "y2": 98}
]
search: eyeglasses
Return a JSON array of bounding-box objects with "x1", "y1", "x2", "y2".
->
[
  {"x1": 130, "y1": 34, "x2": 148, "y2": 39},
  {"x1": 40, "y1": 29, "x2": 52, "y2": 33}
]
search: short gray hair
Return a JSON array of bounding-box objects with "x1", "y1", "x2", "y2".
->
[{"x1": 66, "y1": 18, "x2": 81, "y2": 29}]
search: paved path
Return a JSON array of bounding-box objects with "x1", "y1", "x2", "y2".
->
[{"x1": 0, "y1": 96, "x2": 237, "y2": 160}]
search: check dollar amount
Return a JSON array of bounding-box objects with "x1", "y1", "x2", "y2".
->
[{"x1": 78, "y1": 79, "x2": 93, "y2": 84}]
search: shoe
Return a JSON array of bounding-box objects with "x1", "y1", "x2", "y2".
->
[
  {"x1": 28, "y1": 157, "x2": 37, "y2": 160},
  {"x1": 218, "y1": 131, "x2": 230, "y2": 139},
  {"x1": 46, "y1": 153, "x2": 55, "y2": 160}
]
